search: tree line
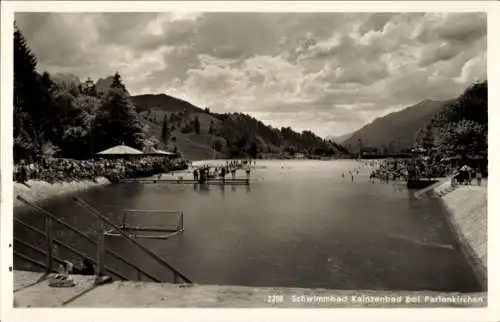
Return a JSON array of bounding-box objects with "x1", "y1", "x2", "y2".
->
[
  {"x1": 414, "y1": 81, "x2": 487, "y2": 160},
  {"x1": 137, "y1": 99, "x2": 349, "y2": 159},
  {"x1": 208, "y1": 112, "x2": 348, "y2": 157},
  {"x1": 14, "y1": 23, "x2": 145, "y2": 163},
  {"x1": 14, "y1": 19, "x2": 349, "y2": 162}
]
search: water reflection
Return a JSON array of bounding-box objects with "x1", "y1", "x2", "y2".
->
[{"x1": 198, "y1": 184, "x2": 209, "y2": 194}]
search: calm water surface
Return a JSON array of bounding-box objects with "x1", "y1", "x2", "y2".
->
[{"x1": 14, "y1": 160, "x2": 481, "y2": 291}]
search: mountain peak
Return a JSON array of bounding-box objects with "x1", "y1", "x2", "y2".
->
[{"x1": 343, "y1": 98, "x2": 451, "y2": 152}]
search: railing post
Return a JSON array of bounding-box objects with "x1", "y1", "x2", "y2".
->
[
  {"x1": 44, "y1": 216, "x2": 54, "y2": 274},
  {"x1": 174, "y1": 272, "x2": 179, "y2": 284},
  {"x1": 180, "y1": 212, "x2": 184, "y2": 231},
  {"x1": 96, "y1": 216, "x2": 105, "y2": 277}
]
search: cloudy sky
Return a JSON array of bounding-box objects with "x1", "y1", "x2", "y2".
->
[{"x1": 15, "y1": 12, "x2": 486, "y2": 137}]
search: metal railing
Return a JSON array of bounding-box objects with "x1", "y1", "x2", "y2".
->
[
  {"x1": 104, "y1": 209, "x2": 184, "y2": 240},
  {"x1": 15, "y1": 195, "x2": 193, "y2": 285},
  {"x1": 73, "y1": 197, "x2": 192, "y2": 284}
]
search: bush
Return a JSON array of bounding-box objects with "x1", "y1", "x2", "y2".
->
[
  {"x1": 213, "y1": 138, "x2": 224, "y2": 151},
  {"x1": 181, "y1": 124, "x2": 193, "y2": 133}
]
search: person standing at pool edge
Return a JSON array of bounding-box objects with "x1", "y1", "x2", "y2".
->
[{"x1": 245, "y1": 164, "x2": 251, "y2": 179}]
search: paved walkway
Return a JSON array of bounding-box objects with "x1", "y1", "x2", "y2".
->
[{"x1": 13, "y1": 271, "x2": 486, "y2": 308}]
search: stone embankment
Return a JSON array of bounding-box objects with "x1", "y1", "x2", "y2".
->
[
  {"x1": 14, "y1": 178, "x2": 110, "y2": 210},
  {"x1": 420, "y1": 179, "x2": 487, "y2": 288}
]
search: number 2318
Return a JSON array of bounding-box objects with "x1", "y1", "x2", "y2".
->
[{"x1": 266, "y1": 295, "x2": 284, "y2": 303}]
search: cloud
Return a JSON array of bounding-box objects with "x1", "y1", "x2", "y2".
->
[{"x1": 15, "y1": 12, "x2": 486, "y2": 137}]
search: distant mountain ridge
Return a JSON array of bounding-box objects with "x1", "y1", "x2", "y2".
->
[
  {"x1": 326, "y1": 132, "x2": 354, "y2": 144},
  {"x1": 51, "y1": 74, "x2": 347, "y2": 159},
  {"x1": 343, "y1": 99, "x2": 453, "y2": 153},
  {"x1": 131, "y1": 93, "x2": 349, "y2": 159}
]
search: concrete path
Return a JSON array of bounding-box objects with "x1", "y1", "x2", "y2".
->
[
  {"x1": 13, "y1": 271, "x2": 98, "y2": 307},
  {"x1": 13, "y1": 270, "x2": 486, "y2": 308}
]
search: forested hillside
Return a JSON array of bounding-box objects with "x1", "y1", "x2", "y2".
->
[
  {"x1": 343, "y1": 99, "x2": 450, "y2": 153},
  {"x1": 131, "y1": 93, "x2": 349, "y2": 159},
  {"x1": 342, "y1": 80, "x2": 487, "y2": 161},
  {"x1": 414, "y1": 81, "x2": 487, "y2": 160},
  {"x1": 14, "y1": 23, "x2": 146, "y2": 162}
]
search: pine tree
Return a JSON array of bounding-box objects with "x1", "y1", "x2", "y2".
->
[
  {"x1": 110, "y1": 72, "x2": 128, "y2": 94},
  {"x1": 193, "y1": 116, "x2": 201, "y2": 134},
  {"x1": 13, "y1": 22, "x2": 42, "y2": 161},
  {"x1": 421, "y1": 124, "x2": 434, "y2": 153},
  {"x1": 247, "y1": 141, "x2": 258, "y2": 158},
  {"x1": 208, "y1": 120, "x2": 214, "y2": 134},
  {"x1": 38, "y1": 72, "x2": 59, "y2": 148},
  {"x1": 161, "y1": 115, "x2": 170, "y2": 145},
  {"x1": 83, "y1": 77, "x2": 97, "y2": 96},
  {"x1": 92, "y1": 84, "x2": 145, "y2": 152}
]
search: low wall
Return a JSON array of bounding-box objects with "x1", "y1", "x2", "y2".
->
[{"x1": 14, "y1": 178, "x2": 111, "y2": 211}]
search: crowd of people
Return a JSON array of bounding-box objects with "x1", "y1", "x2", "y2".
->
[
  {"x1": 451, "y1": 165, "x2": 484, "y2": 186},
  {"x1": 14, "y1": 156, "x2": 189, "y2": 184},
  {"x1": 364, "y1": 157, "x2": 486, "y2": 186},
  {"x1": 367, "y1": 158, "x2": 454, "y2": 182},
  {"x1": 192, "y1": 159, "x2": 254, "y2": 183}
]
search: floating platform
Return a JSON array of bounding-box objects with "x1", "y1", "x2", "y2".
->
[{"x1": 118, "y1": 178, "x2": 250, "y2": 185}]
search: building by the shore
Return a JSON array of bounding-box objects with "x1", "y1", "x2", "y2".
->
[{"x1": 96, "y1": 144, "x2": 178, "y2": 160}]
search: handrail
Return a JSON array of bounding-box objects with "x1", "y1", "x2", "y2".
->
[
  {"x1": 15, "y1": 196, "x2": 163, "y2": 282},
  {"x1": 14, "y1": 237, "x2": 47, "y2": 256},
  {"x1": 74, "y1": 197, "x2": 193, "y2": 284},
  {"x1": 14, "y1": 251, "x2": 46, "y2": 270},
  {"x1": 13, "y1": 242, "x2": 127, "y2": 280},
  {"x1": 124, "y1": 209, "x2": 183, "y2": 214},
  {"x1": 13, "y1": 218, "x2": 156, "y2": 282},
  {"x1": 17, "y1": 196, "x2": 96, "y2": 245}
]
